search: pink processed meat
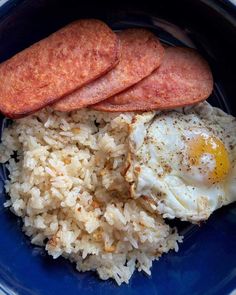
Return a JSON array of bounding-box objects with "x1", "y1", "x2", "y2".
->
[
  {"x1": 0, "y1": 19, "x2": 119, "y2": 118},
  {"x1": 53, "y1": 28, "x2": 164, "y2": 112},
  {"x1": 92, "y1": 47, "x2": 213, "y2": 112}
]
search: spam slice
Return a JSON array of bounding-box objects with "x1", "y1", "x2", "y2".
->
[
  {"x1": 53, "y1": 29, "x2": 164, "y2": 112},
  {"x1": 0, "y1": 19, "x2": 119, "y2": 118},
  {"x1": 92, "y1": 47, "x2": 213, "y2": 112}
]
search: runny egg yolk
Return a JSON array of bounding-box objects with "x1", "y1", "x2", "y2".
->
[{"x1": 187, "y1": 134, "x2": 230, "y2": 184}]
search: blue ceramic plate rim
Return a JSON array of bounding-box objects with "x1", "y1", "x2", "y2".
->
[{"x1": 0, "y1": 1, "x2": 236, "y2": 294}]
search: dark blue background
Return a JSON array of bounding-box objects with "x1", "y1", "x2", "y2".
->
[{"x1": 0, "y1": 0, "x2": 236, "y2": 294}]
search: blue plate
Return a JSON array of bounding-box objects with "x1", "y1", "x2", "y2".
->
[{"x1": 0, "y1": 1, "x2": 236, "y2": 294}]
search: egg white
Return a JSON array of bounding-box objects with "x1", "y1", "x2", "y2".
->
[{"x1": 126, "y1": 102, "x2": 236, "y2": 222}]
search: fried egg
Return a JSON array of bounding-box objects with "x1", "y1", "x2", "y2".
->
[{"x1": 125, "y1": 102, "x2": 236, "y2": 223}]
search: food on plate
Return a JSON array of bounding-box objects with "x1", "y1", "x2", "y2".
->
[
  {"x1": 92, "y1": 47, "x2": 213, "y2": 112},
  {"x1": 0, "y1": 109, "x2": 182, "y2": 285},
  {"x1": 0, "y1": 19, "x2": 119, "y2": 119},
  {"x1": 0, "y1": 21, "x2": 214, "y2": 119},
  {"x1": 125, "y1": 102, "x2": 236, "y2": 222},
  {"x1": 1, "y1": 19, "x2": 232, "y2": 285},
  {"x1": 52, "y1": 29, "x2": 164, "y2": 112}
]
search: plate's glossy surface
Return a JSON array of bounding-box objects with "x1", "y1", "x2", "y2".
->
[{"x1": 0, "y1": 0, "x2": 236, "y2": 294}]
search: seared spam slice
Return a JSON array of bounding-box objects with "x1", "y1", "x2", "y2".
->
[
  {"x1": 0, "y1": 19, "x2": 119, "y2": 118},
  {"x1": 53, "y1": 28, "x2": 164, "y2": 112},
  {"x1": 92, "y1": 47, "x2": 213, "y2": 112}
]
